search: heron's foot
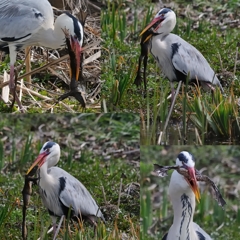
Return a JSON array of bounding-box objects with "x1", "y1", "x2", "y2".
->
[{"x1": 58, "y1": 89, "x2": 86, "y2": 108}]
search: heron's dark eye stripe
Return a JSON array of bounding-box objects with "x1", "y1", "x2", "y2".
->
[
  {"x1": 158, "y1": 8, "x2": 172, "y2": 15},
  {"x1": 43, "y1": 141, "x2": 56, "y2": 150},
  {"x1": 178, "y1": 152, "x2": 194, "y2": 163},
  {"x1": 178, "y1": 153, "x2": 188, "y2": 163}
]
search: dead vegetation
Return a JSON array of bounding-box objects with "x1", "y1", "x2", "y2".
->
[{"x1": 0, "y1": 0, "x2": 101, "y2": 112}]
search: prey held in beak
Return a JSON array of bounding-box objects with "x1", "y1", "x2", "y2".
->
[
  {"x1": 139, "y1": 15, "x2": 165, "y2": 43},
  {"x1": 184, "y1": 166, "x2": 201, "y2": 203},
  {"x1": 69, "y1": 36, "x2": 81, "y2": 81},
  {"x1": 26, "y1": 152, "x2": 49, "y2": 175}
]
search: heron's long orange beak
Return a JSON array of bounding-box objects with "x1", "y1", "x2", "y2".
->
[
  {"x1": 139, "y1": 15, "x2": 165, "y2": 43},
  {"x1": 70, "y1": 36, "x2": 81, "y2": 81},
  {"x1": 185, "y1": 167, "x2": 201, "y2": 203},
  {"x1": 26, "y1": 152, "x2": 48, "y2": 175}
]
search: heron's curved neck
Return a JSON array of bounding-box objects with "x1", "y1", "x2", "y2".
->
[
  {"x1": 156, "y1": 17, "x2": 176, "y2": 38},
  {"x1": 37, "y1": 26, "x2": 65, "y2": 50},
  {"x1": 169, "y1": 171, "x2": 196, "y2": 239},
  {"x1": 38, "y1": 162, "x2": 55, "y2": 189},
  {"x1": 172, "y1": 193, "x2": 195, "y2": 226}
]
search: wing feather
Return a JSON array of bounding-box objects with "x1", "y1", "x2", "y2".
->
[
  {"x1": 172, "y1": 42, "x2": 214, "y2": 82},
  {"x1": 162, "y1": 232, "x2": 168, "y2": 240},
  {"x1": 0, "y1": 0, "x2": 52, "y2": 43},
  {"x1": 193, "y1": 222, "x2": 212, "y2": 240},
  {"x1": 171, "y1": 39, "x2": 223, "y2": 91},
  {"x1": 52, "y1": 168, "x2": 104, "y2": 220}
]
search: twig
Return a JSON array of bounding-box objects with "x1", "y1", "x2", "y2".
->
[
  {"x1": 2, "y1": 42, "x2": 97, "y2": 86},
  {"x1": 218, "y1": 52, "x2": 223, "y2": 72},
  {"x1": 25, "y1": 47, "x2": 32, "y2": 83},
  {"x1": 16, "y1": 84, "x2": 75, "y2": 112},
  {"x1": 194, "y1": 127, "x2": 202, "y2": 145},
  {"x1": 88, "y1": 1, "x2": 101, "y2": 12},
  {"x1": 101, "y1": 185, "x2": 107, "y2": 204},
  {"x1": 153, "y1": 164, "x2": 226, "y2": 208},
  {"x1": 102, "y1": 99, "x2": 107, "y2": 113},
  {"x1": 116, "y1": 177, "x2": 123, "y2": 218},
  {"x1": 84, "y1": 51, "x2": 101, "y2": 65}
]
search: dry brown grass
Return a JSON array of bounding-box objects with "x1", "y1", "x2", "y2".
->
[{"x1": 0, "y1": 0, "x2": 101, "y2": 112}]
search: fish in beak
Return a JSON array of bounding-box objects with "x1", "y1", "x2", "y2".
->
[
  {"x1": 69, "y1": 36, "x2": 81, "y2": 81},
  {"x1": 139, "y1": 15, "x2": 165, "y2": 43},
  {"x1": 26, "y1": 151, "x2": 49, "y2": 175},
  {"x1": 184, "y1": 166, "x2": 201, "y2": 203}
]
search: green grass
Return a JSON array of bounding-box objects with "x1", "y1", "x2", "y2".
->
[
  {"x1": 102, "y1": 0, "x2": 240, "y2": 143},
  {"x1": 140, "y1": 146, "x2": 240, "y2": 239},
  {"x1": 0, "y1": 113, "x2": 140, "y2": 239}
]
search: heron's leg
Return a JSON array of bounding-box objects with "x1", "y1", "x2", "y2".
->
[
  {"x1": 8, "y1": 46, "x2": 17, "y2": 89},
  {"x1": 50, "y1": 216, "x2": 57, "y2": 237},
  {"x1": 9, "y1": 65, "x2": 15, "y2": 89},
  {"x1": 53, "y1": 215, "x2": 64, "y2": 240},
  {"x1": 170, "y1": 82, "x2": 175, "y2": 103},
  {"x1": 86, "y1": 216, "x2": 98, "y2": 238},
  {"x1": 8, "y1": 46, "x2": 25, "y2": 112},
  {"x1": 9, "y1": 79, "x2": 25, "y2": 112}
]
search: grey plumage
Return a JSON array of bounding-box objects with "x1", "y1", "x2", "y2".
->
[
  {"x1": 38, "y1": 166, "x2": 105, "y2": 221},
  {"x1": 140, "y1": 8, "x2": 224, "y2": 96},
  {"x1": 0, "y1": 0, "x2": 83, "y2": 51},
  {"x1": 163, "y1": 222, "x2": 211, "y2": 240},
  {"x1": 26, "y1": 141, "x2": 104, "y2": 235},
  {"x1": 0, "y1": 0, "x2": 83, "y2": 110},
  {"x1": 150, "y1": 33, "x2": 223, "y2": 91},
  {"x1": 0, "y1": 0, "x2": 54, "y2": 50}
]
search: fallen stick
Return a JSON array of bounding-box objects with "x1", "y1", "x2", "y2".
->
[
  {"x1": 153, "y1": 164, "x2": 226, "y2": 208},
  {"x1": 0, "y1": 41, "x2": 101, "y2": 89}
]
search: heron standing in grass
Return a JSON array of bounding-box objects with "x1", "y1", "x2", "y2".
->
[
  {"x1": 138, "y1": 8, "x2": 224, "y2": 101},
  {"x1": 0, "y1": 0, "x2": 83, "y2": 110},
  {"x1": 26, "y1": 141, "x2": 105, "y2": 238}
]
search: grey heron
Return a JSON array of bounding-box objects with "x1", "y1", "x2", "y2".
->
[
  {"x1": 161, "y1": 151, "x2": 211, "y2": 240},
  {"x1": 0, "y1": 0, "x2": 83, "y2": 109},
  {"x1": 138, "y1": 8, "x2": 224, "y2": 100},
  {"x1": 26, "y1": 141, "x2": 105, "y2": 237}
]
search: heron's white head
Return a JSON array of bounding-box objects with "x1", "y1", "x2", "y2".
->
[
  {"x1": 140, "y1": 8, "x2": 176, "y2": 42},
  {"x1": 174, "y1": 151, "x2": 200, "y2": 202},
  {"x1": 55, "y1": 13, "x2": 84, "y2": 46},
  {"x1": 26, "y1": 142, "x2": 60, "y2": 175},
  {"x1": 176, "y1": 151, "x2": 195, "y2": 168}
]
